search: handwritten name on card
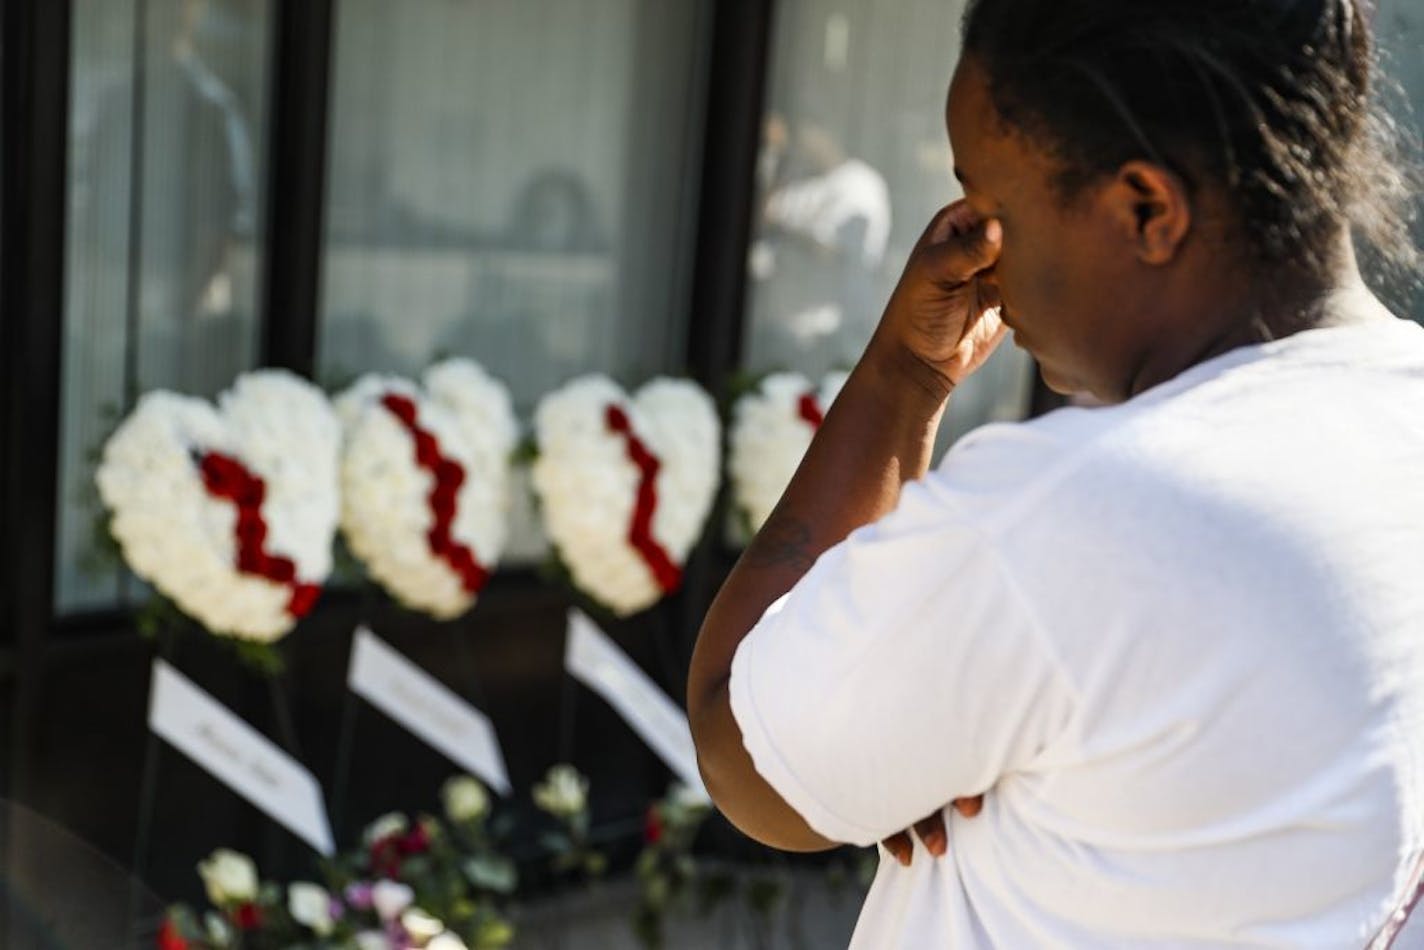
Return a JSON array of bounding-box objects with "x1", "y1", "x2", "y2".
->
[
  {"x1": 347, "y1": 627, "x2": 511, "y2": 795},
  {"x1": 148, "y1": 660, "x2": 335, "y2": 855},
  {"x1": 564, "y1": 609, "x2": 709, "y2": 802}
]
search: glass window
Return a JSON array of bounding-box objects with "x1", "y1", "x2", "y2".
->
[
  {"x1": 1374, "y1": 0, "x2": 1424, "y2": 323},
  {"x1": 743, "y1": 0, "x2": 1033, "y2": 448},
  {"x1": 317, "y1": 0, "x2": 711, "y2": 562},
  {"x1": 56, "y1": 0, "x2": 273, "y2": 613}
]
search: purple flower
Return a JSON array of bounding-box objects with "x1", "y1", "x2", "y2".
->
[{"x1": 345, "y1": 881, "x2": 375, "y2": 910}]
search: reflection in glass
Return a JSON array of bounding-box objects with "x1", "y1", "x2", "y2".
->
[
  {"x1": 56, "y1": 0, "x2": 272, "y2": 613},
  {"x1": 317, "y1": 0, "x2": 709, "y2": 407},
  {"x1": 317, "y1": 0, "x2": 710, "y2": 561},
  {"x1": 745, "y1": 0, "x2": 1032, "y2": 450}
]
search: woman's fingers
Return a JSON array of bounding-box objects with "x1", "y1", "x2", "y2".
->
[
  {"x1": 881, "y1": 829, "x2": 914, "y2": 867},
  {"x1": 913, "y1": 812, "x2": 947, "y2": 856},
  {"x1": 881, "y1": 797, "x2": 985, "y2": 867}
]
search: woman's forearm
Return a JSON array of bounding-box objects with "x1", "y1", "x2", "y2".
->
[{"x1": 686, "y1": 331, "x2": 950, "y2": 829}]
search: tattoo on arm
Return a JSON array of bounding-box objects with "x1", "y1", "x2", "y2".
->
[{"x1": 744, "y1": 513, "x2": 817, "y2": 573}]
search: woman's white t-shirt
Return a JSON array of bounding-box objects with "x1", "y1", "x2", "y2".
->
[{"x1": 730, "y1": 319, "x2": 1424, "y2": 947}]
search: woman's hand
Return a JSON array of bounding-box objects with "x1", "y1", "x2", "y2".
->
[
  {"x1": 880, "y1": 796, "x2": 984, "y2": 867},
  {"x1": 874, "y1": 201, "x2": 1006, "y2": 399}
]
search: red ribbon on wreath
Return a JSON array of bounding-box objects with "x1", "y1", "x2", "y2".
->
[
  {"x1": 381, "y1": 393, "x2": 491, "y2": 596},
  {"x1": 198, "y1": 452, "x2": 321, "y2": 618},
  {"x1": 605, "y1": 405, "x2": 683, "y2": 594}
]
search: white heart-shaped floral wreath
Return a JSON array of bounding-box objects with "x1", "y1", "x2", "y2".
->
[
  {"x1": 337, "y1": 359, "x2": 518, "y2": 620},
  {"x1": 96, "y1": 370, "x2": 341, "y2": 642},
  {"x1": 532, "y1": 376, "x2": 721, "y2": 617},
  {"x1": 728, "y1": 370, "x2": 848, "y2": 534}
]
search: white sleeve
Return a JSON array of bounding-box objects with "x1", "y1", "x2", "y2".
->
[{"x1": 728, "y1": 479, "x2": 1075, "y2": 846}]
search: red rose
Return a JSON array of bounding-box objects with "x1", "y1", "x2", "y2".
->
[
  {"x1": 605, "y1": 405, "x2": 631, "y2": 433},
  {"x1": 233, "y1": 902, "x2": 263, "y2": 930},
  {"x1": 236, "y1": 509, "x2": 267, "y2": 547},
  {"x1": 237, "y1": 548, "x2": 264, "y2": 574},
  {"x1": 381, "y1": 393, "x2": 419, "y2": 427},
  {"x1": 429, "y1": 487, "x2": 457, "y2": 521},
  {"x1": 264, "y1": 555, "x2": 297, "y2": 585},
  {"x1": 156, "y1": 918, "x2": 188, "y2": 950},
  {"x1": 414, "y1": 432, "x2": 440, "y2": 469},
  {"x1": 644, "y1": 806, "x2": 663, "y2": 845},
  {"x1": 369, "y1": 836, "x2": 402, "y2": 878},
  {"x1": 435, "y1": 459, "x2": 465, "y2": 490},
  {"x1": 398, "y1": 823, "x2": 431, "y2": 855},
  {"x1": 235, "y1": 477, "x2": 265, "y2": 509},
  {"x1": 287, "y1": 583, "x2": 321, "y2": 617},
  {"x1": 200, "y1": 453, "x2": 242, "y2": 497}
]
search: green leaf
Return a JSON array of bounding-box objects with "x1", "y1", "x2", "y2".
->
[
  {"x1": 511, "y1": 436, "x2": 540, "y2": 466},
  {"x1": 462, "y1": 854, "x2": 518, "y2": 894},
  {"x1": 539, "y1": 831, "x2": 571, "y2": 853},
  {"x1": 584, "y1": 851, "x2": 608, "y2": 878},
  {"x1": 643, "y1": 873, "x2": 670, "y2": 910},
  {"x1": 472, "y1": 915, "x2": 516, "y2": 949},
  {"x1": 229, "y1": 638, "x2": 288, "y2": 677}
]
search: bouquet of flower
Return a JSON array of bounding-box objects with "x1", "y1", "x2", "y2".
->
[
  {"x1": 727, "y1": 371, "x2": 847, "y2": 535},
  {"x1": 631, "y1": 783, "x2": 715, "y2": 949},
  {"x1": 159, "y1": 775, "x2": 516, "y2": 950},
  {"x1": 96, "y1": 370, "x2": 341, "y2": 642},
  {"x1": 337, "y1": 360, "x2": 518, "y2": 620},
  {"x1": 531, "y1": 376, "x2": 720, "y2": 616}
]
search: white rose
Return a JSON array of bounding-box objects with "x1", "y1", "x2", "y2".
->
[
  {"x1": 533, "y1": 764, "x2": 588, "y2": 818},
  {"x1": 441, "y1": 774, "x2": 490, "y2": 823},
  {"x1": 363, "y1": 811, "x2": 408, "y2": 844},
  {"x1": 428, "y1": 933, "x2": 471, "y2": 950},
  {"x1": 288, "y1": 881, "x2": 335, "y2": 936},
  {"x1": 372, "y1": 879, "x2": 414, "y2": 922},
  {"x1": 401, "y1": 907, "x2": 446, "y2": 943},
  {"x1": 354, "y1": 932, "x2": 391, "y2": 950},
  {"x1": 197, "y1": 849, "x2": 258, "y2": 905}
]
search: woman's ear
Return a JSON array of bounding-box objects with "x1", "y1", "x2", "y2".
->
[{"x1": 1104, "y1": 160, "x2": 1192, "y2": 265}]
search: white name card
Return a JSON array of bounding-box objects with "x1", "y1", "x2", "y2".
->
[
  {"x1": 148, "y1": 659, "x2": 335, "y2": 856},
  {"x1": 347, "y1": 627, "x2": 511, "y2": 795},
  {"x1": 564, "y1": 609, "x2": 710, "y2": 802}
]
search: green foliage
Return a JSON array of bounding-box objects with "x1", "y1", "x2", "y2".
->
[{"x1": 167, "y1": 779, "x2": 519, "y2": 949}]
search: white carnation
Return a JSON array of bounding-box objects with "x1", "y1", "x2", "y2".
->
[{"x1": 728, "y1": 371, "x2": 847, "y2": 534}]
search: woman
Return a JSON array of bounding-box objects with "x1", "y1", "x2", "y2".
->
[{"x1": 689, "y1": 0, "x2": 1424, "y2": 945}]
